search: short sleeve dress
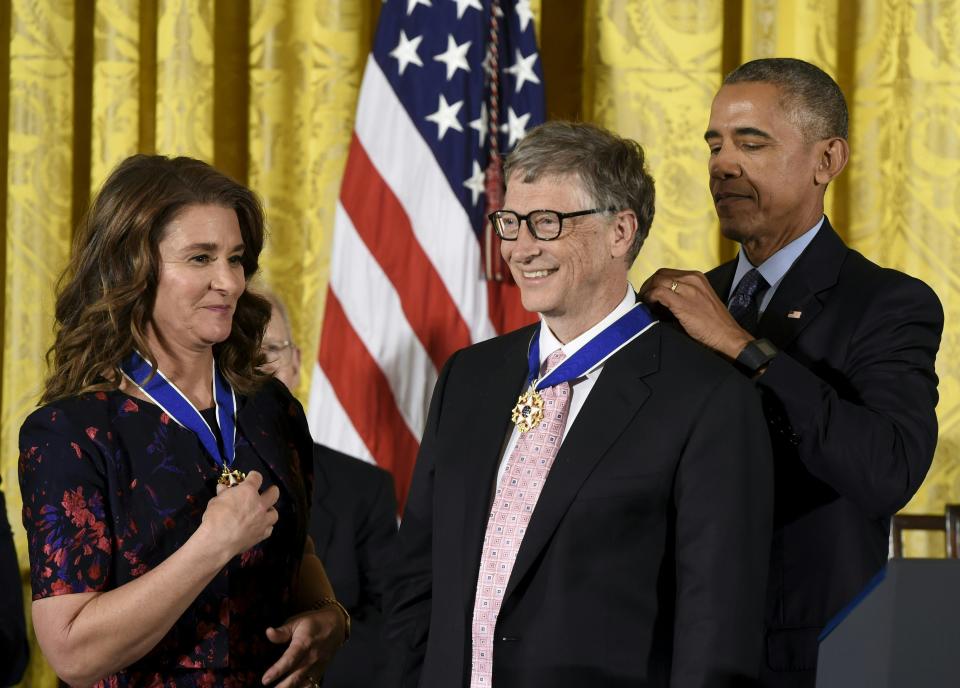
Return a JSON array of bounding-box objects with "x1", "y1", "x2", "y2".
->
[{"x1": 19, "y1": 378, "x2": 314, "y2": 687}]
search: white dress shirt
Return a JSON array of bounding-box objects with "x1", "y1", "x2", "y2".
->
[{"x1": 728, "y1": 216, "x2": 824, "y2": 314}]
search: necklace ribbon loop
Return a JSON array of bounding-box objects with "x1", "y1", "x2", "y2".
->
[
  {"x1": 121, "y1": 352, "x2": 242, "y2": 485},
  {"x1": 525, "y1": 303, "x2": 658, "y2": 390},
  {"x1": 511, "y1": 303, "x2": 658, "y2": 432}
]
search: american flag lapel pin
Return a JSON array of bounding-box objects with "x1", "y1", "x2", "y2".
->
[{"x1": 787, "y1": 310, "x2": 803, "y2": 319}]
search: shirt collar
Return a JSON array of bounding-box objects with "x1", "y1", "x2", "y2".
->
[
  {"x1": 539, "y1": 286, "x2": 635, "y2": 368},
  {"x1": 731, "y1": 216, "x2": 824, "y2": 296}
]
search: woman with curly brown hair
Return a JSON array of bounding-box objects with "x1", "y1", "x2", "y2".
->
[{"x1": 18, "y1": 154, "x2": 347, "y2": 687}]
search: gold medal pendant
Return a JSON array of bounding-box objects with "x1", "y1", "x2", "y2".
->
[
  {"x1": 218, "y1": 466, "x2": 246, "y2": 487},
  {"x1": 511, "y1": 387, "x2": 545, "y2": 433}
]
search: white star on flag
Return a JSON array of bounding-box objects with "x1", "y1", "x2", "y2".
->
[
  {"x1": 407, "y1": 0, "x2": 432, "y2": 15},
  {"x1": 453, "y1": 0, "x2": 483, "y2": 19},
  {"x1": 426, "y1": 94, "x2": 464, "y2": 140},
  {"x1": 311, "y1": 0, "x2": 546, "y2": 510},
  {"x1": 506, "y1": 49, "x2": 541, "y2": 93},
  {"x1": 390, "y1": 30, "x2": 424, "y2": 75},
  {"x1": 434, "y1": 34, "x2": 472, "y2": 81},
  {"x1": 515, "y1": 0, "x2": 534, "y2": 32},
  {"x1": 463, "y1": 161, "x2": 486, "y2": 205},
  {"x1": 501, "y1": 106, "x2": 531, "y2": 146},
  {"x1": 469, "y1": 103, "x2": 488, "y2": 147}
]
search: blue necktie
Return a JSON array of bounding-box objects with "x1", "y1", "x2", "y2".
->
[{"x1": 728, "y1": 268, "x2": 769, "y2": 335}]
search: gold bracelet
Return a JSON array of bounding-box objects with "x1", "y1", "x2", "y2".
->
[{"x1": 309, "y1": 596, "x2": 351, "y2": 642}]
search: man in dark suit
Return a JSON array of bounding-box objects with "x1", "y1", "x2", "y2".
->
[
  {"x1": 385, "y1": 121, "x2": 774, "y2": 688},
  {"x1": 641, "y1": 58, "x2": 943, "y2": 688},
  {"x1": 261, "y1": 291, "x2": 398, "y2": 688}
]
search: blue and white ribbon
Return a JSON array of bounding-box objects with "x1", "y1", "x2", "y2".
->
[
  {"x1": 525, "y1": 303, "x2": 658, "y2": 390},
  {"x1": 121, "y1": 351, "x2": 237, "y2": 471}
]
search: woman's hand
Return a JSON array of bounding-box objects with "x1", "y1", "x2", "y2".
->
[
  {"x1": 31, "y1": 469, "x2": 282, "y2": 686},
  {"x1": 199, "y1": 470, "x2": 279, "y2": 561},
  {"x1": 261, "y1": 607, "x2": 346, "y2": 687}
]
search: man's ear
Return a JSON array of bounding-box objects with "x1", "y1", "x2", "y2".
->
[
  {"x1": 814, "y1": 137, "x2": 850, "y2": 185},
  {"x1": 610, "y1": 209, "x2": 638, "y2": 259},
  {"x1": 291, "y1": 345, "x2": 302, "y2": 380}
]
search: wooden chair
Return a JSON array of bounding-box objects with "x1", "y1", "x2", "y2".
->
[{"x1": 889, "y1": 504, "x2": 960, "y2": 558}]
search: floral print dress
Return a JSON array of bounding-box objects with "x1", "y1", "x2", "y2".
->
[{"x1": 19, "y1": 379, "x2": 313, "y2": 687}]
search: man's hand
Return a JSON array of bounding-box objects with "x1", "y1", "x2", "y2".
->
[
  {"x1": 639, "y1": 268, "x2": 753, "y2": 360},
  {"x1": 261, "y1": 608, "x2": 346, "y2": 687}
]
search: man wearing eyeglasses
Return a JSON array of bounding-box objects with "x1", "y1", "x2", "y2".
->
[{"x1": 385, "y1": 121, "x2": 774, "y2": 688}]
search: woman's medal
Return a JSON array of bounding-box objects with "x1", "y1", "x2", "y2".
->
[
  {"x1": 121, "y1": 352, "x2": 243, "y2": 486},
  {"x1": 219, "y1": 466, "x2": 246, "y2": 487},
  {"x1": 512, "y1": 303, "x2": 658, "y2": 433}
]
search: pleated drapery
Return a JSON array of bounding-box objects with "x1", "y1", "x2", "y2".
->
[{"x1": 2, "y1": 2, "x2": 958, "y2": 685}]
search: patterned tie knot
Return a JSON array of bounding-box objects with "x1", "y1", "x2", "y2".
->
[
  {"x1": 728, "y1": 268, "x2": 769, "y2": 335},
  {"x1": 541, "y1": 348, "x2": 566, "y2": 376},
  {"x1": 730, "y1": 268, "x2": 767, "y2": 309}
]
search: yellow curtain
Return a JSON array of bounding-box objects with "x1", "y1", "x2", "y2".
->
[
  {"x1": 4, "y1": 5, "x2": 77, "y2": 683},
  {"x1": 583, "y1": 0, "x2": 728, "y2": 276},
  {"x1": 1, "y1": 1, "x2": 956, "y2": 684}
]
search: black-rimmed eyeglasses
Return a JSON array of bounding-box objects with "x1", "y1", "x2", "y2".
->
[{"x1": 488, "y1": 208, "x2": 617, "y2": 241}]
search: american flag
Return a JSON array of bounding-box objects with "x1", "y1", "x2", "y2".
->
[{"x1": 308, "y1": 0, "x2": 546, "y2": 509}]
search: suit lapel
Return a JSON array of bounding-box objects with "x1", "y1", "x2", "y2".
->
[
  {"x1": 757, "y1": 219, "x2": 847, "y2": 348},
  {"x1": 310, "y1": 449, "x2": 335, "y2": 558},
  {"x1": 503, "y1": 325, "x2": 661, "y2": 603},
  {"x1": 238, "y1": 396, "x2": 297, "y2": 499},
  {"x1": 460, "y1": 331, "x2": 532, "y2": 606},
  {"x1": 707, "y1": 219, "x2": 848, "y2": 350},
  {"x1": 707, "y1": 259, "x2": 737, "y2": 301}
]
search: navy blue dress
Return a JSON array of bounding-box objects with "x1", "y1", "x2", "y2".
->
[{"x1": 19, "y1": 379, "x2": 313, "y2": 687}]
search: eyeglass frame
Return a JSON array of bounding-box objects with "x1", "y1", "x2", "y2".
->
[
  {"x1": 261, "y1": 339, "x2": 294, "y2": 358},
  {"x1": 488, "y1": 207, "x2": 619, "y2": 241}
]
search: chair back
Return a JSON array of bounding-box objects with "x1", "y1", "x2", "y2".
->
[{"x1": 889, "y1": 504, "x2": 960, "y2": 558}]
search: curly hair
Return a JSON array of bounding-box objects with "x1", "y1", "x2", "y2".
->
[
  {"x1": 503, "y1": 121, "x2": 656, "y2": 266},
  {"x1": 42, "y1": 154, "x2": 272, "y2": 403}
]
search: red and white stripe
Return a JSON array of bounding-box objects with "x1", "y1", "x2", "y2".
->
[{"x1": 309, "y1": 57, "x2": 510, "y2": 509}]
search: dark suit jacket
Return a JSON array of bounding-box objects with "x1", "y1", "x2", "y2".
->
[
  {"x1": 385, "y1": 319, "x2": 775, "y2": 687},
  {"x1": 310, "y1": 445, "x2": 397, "y2": 688},
  {"x1": 706, "y1": 219, "x2": 943, "y2": 688},
  {"x1": 0, "y1": 480, "x2": 28, "y2": 686}
]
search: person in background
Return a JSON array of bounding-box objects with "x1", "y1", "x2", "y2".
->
[
  {"x1": 641, "y1": 58, "x2": 943, "y2": 687},
  {"x1": 0, "y1": 476, "x2": 29, "y2": 686},
  {"x1": 19, "y1": 154, "x2": 346, "y2": 687},
  {"x1": 260, "y1": 289, "x2": 398, "y2": 688},
  {"x1": 384, "y1": 121, "x2": 774, "y2": 687}
]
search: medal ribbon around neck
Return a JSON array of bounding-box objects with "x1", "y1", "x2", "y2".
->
[
  {"x1": 121, "y1": 351, "x2": 244, "y2": 485},
  {"x1": 511, "y1": 303, "x2": 658, "y2": 432}
]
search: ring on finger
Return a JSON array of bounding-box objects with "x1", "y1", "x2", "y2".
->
[
  {"x1": 670, "y1": 280, "x2": 680, "y2": 293},
  {"x1": 306, "y1": 677, "x2": 322, "y2": 688}
]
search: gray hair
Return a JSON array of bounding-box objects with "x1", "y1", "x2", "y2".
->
[
  {"x1": 724, "y1": 57, "x2": 848, "y2": 142},
  {"x1": 503, "y1": 121, "x2": 655, "y2": 265}
]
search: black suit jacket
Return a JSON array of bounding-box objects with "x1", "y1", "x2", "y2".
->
[
  {"x1": 706, "y1": 219, "x2": 943, "y2": 687},
  {"x1": 310, "y1": 445, "x2": 397, "y2": 688},
  {"x1": 385, "y1": 319, "x2": 775, "y2": 687}
]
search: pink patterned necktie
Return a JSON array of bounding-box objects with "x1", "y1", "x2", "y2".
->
[{"x1": 470, "y1": 349, "x2": 571, "y2": 687}]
